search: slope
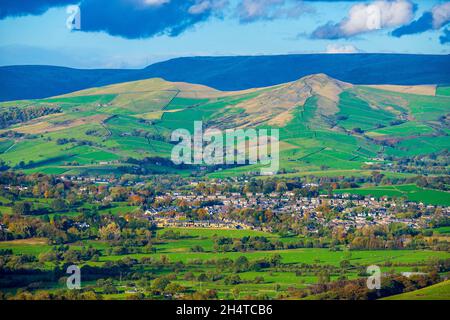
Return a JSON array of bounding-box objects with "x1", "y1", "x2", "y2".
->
[{"x1": 0, "y1": 74, "x2": 449, "y2": 177}]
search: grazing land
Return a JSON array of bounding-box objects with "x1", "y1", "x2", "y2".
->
[
  {"x1": 334, "y1": 184, "x2": 450, "y2": 206},
  {"x1": 383, "y1": 280, "x2": 450, "y2": 300},
  {"x1": 1, "y1": 74, "x2": 449, "y2": 179}
]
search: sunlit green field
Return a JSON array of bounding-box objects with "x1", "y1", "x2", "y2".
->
[
  {"x1": 1, "y1": 226, "x2": 448, "y2": 299},
  {"x1": 383, "y1": 280, "x2": 450, "y2": 300},
  {"x1": 2, "y1": 227, "x2": 448, "y2": 267},
  {"x1": 334, "y1": 184, "x2": 450, "y2": 206}
]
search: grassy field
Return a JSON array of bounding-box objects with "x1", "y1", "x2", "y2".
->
[
  {"x1": 436, "y1": 86, "x2": 450, "y2": 97},
  {"x1": 366, "y1": 121, "x2": 434, "y2": 138},
  {"x1": 1, "y1": 226, "x2": 448, "y2": 300},
  {"x1": 334, "y1": 184, "x2": 450, "y2": 206},
  {"x1": 2, "y1": 228, "x2": 448, "y2": 267},
  {"x1": 383, "y1": 280, "x2": 450, "y2": 300},
  {"x1": 428, "y1": 226, "x2": 450, "y2": 234},
  {"x1": 0, "y1": 238, "x2": 52, "y2": 255},
  {"x1": 336, "y1": 91, "x2": 396, "y2": 131}
]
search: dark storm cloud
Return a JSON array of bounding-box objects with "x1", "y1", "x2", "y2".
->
[
  {"x1": 392, "y1": 11, "x2": 434, "y2": 37},
  {"x1": 0, "y1": 0, "x2": 76, "y2": 19},
  {"x1": 78, "y1": 0, "x2": 224, "y2": 39},
  {"x1": 0, "y1": 0, "x2": 226, "y2": 39},
  {"x1": 392, "y1": 3, "x2": 450, "y2": 38}
]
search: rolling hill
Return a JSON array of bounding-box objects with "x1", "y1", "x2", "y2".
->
[
  {"x1": 383, "y1": 280, "x2": 450, "y2": 300},
  {"x1": 0, "y1": 73, "x2": 449, "y2": 180},
  {"x1": 1, "y1": 54, "x2": 449, "y2": 102}
]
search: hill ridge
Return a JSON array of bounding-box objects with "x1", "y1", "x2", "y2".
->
[
  {"x1": 0, "y1": 72, "x2": 449, "y2": 177},
  {"x1": 1, "y1": 53, "x2": 449, "y2": 102}
]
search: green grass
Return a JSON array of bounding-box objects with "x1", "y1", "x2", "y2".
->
[
  {"x1": 273, "y1": 170, "x2": 415, "y2": 179},
  {"x1": 430, "y1": 226, "x2": 450, "y2": 234},
  {"x1": 30, "y1": 167, "x2": 69, "y2": 175},
  {"x1": 383, "y1": 280, "x2": 450, "y2": 300},
  {"x1": 94, "y1": 245, "x2": 449, "y2": 269},
  {"x1": 366, "y1": 121, "x2": 434, "y2": 138},
  {"x1": 0, "y1": 139, "x2": 14, "y2": 153},
  {"x1": 43, "y1": 94, "x2": 117, "y2": 105},
  {"x1": 0, "y1": 239, "x2": 52, "y2": 255},
  {"x1": 336, "y1": 91, "x2": 396, "y2": 131},
  {"x1": 158, "y1": 227, "x2": 279, "y2": 239},
  {"x1": 1, "y1": 225, "x2": 449, "y2": 300},
  {"x1": 164, "y1": 97, "x2": 209, "y2": 110},
  {"x1": 98, "y1": 203, "x2": 139, "y2": 216},
  {"x1": 4, "y1": 225, "x2": 447, "y2": 268},
  {"x1": 436, "y1": 86, "x2": 450, "y2": 97},
  {"x1": 335, "y1": 184, "x2": 450, "y2": 206}
]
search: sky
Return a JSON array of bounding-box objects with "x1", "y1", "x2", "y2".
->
[{"x1": 0, "y1": 0, "x2": 449, "y2": 69}]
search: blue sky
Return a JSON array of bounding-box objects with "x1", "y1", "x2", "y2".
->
[{"x1": 0, "y1": 0, "x2": 448, "y2": 68}]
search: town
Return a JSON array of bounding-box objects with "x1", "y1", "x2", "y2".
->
[{"x1": 145, "y1": 186, "x2": 449, "y2": 233}]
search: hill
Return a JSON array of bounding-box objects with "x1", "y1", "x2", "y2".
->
[
  {"x1": 0, "y1": 74, "x2": 449, "y2": 182},
  {"x1": 1, "y1": 54, "x2": 449, "y2": 102},
  {"x1": 143, "y1": 54, "x2": 450, "y2": 90},
  {"x1": 211, "y1": 74, "x2": 352, "y2": 128},
  {"x1": 382, "y1": 280, "x2": 450, "y2": 300}
]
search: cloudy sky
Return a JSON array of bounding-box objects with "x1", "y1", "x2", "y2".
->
[{"x1": 0, "y1": 0, "x2": 449, "y2": 68}]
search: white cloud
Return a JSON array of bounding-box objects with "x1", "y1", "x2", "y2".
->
[
  {"x1": 189, "y1": 1, "x2": 211, "y2": 14},
  {"x1": 341, "y1": 0, "x2": 414, "y2": 36},
  {"x1": 325, "y1": 44, "x2": 361, "y2": 54},
  {"x1": 238, "y1": 0, "x2": 282, "y2": 21},
  {"x1": 188, "y1": 0, "x2": 228, "y2": 15},
  {"x1": 237, "y1": 0, "x2": 309, "y2": 22},
  {"x1": 312, "y1": 0, "x2": 414, "y2": 39},
  {"x1": 142, "y1": 0, "x2": 170, "y2": 7},
  {"x1": 432, "y1": 2, "x2": 450, "y2": 29}
]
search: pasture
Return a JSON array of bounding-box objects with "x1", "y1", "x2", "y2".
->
[
  {"x1": 383, "y1": 280, "x2": 450, "y2": 300},
  {"x1": 335, "y1": 184, "x2": 450, "y2": 206},
  {"x1": 1, "y1": 226, "x2": 449, "y2": 299}
]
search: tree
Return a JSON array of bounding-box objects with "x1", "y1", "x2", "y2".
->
[
  {"x1": 269, "y1": 254, "x2": 282, "y2": 266},
  {"x1": 98, "y1": 222, "x2": 121, "y2": 241},
  {"x1": 231, "y1": 287, "x2": 241, "y2": 299},
  {"x1": 234, "y1": 256, "x2": 249, "y2": 272},
  {"x1": 165, "y1": 283, "x2": 185, "y2": 295},
  {"x1": 12, "y1": 202, "x2": 32, "y2": 215},
  {"x1": 197, "y1": 273, "x2": 208, "y2": 282},
  {"x1": 62, "y1": 249, "x2": 81, "y2": 263},
  {"x1": 51, "y1": 199, "x2": 67, "y2": 212},
  {"x1": 224, "y1": 274, "x2": 241, "y2": 285},
  {"x1": 317, "y1": 272, "x2": 330, "y2": 284},
  {"x1": 184, "y1": 272, "x2": 196, "y2": 281},
  {"x1": 340, "y1": 259, "x2": 351, "y2": 269},
  {"x1": 0, "y1": 160, "x2": 9, "y2": 171},
  {"x1": 152, "y1": 277, "x2": 170, "y2": 292},
  {"x1": 262, "y1": 181, "x2": 276, "y2": 194},
  {"x1": 276, "y1": 182, "x2": 288, "y2": 193}
]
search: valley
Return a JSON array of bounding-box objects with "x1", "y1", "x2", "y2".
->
[{"x1": 0, "y1": 73, "x2": 449, "y2": 301}]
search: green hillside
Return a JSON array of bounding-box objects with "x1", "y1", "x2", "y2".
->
[
  {"x1": 0, "y1": 75, "x2": 449, "y2": 178},
  {"x1": 383, "y1": 280, "x2": 450, "y2": 300},
  {"x1": 334, "y1": 184, "x2": 450, "y2": 206}
]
